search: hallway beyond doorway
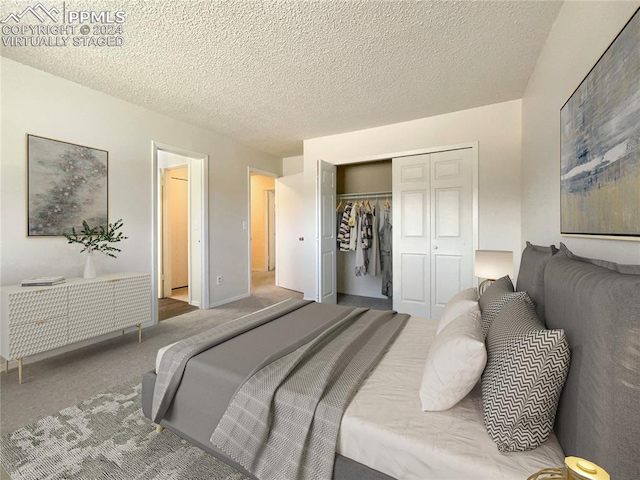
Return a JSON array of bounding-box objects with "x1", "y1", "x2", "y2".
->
[
  {"x1": 170, "y1": 287, "x2": 189, "y2": 302},
  {"x1": 252, "y1": 270, "x2": 276, "y2": 294}
]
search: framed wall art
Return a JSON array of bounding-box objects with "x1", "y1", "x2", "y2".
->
[
  {"x1": 27, "y1": 134, "x2": 108, "y2": 236},
  {"x1": 560, "y1": 7, "x2": 640, "y2": 238}
]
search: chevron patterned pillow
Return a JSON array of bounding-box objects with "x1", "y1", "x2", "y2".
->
[
  {"x1": 482, "y1": 295, "x2": 570, "y2": 452},
  {"x1": 478, "y1": 276, "x2": 528, "y2": 338}
]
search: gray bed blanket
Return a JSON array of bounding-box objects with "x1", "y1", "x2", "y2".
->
[
  {"x1": 152, "y1": 299, "x2": 312, "y2": 423},
  {"x1": 210, "y1": 307, "x2": 409, "y2": 480}
]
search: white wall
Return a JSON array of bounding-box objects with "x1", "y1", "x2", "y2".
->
[
  {"x1": 282, "y1": 155, "x2": 304, "y2": 176},
  {"x1": 303, "y1": 100, "x2": 523, "y2": 300},
  {"x1": 0, "y1": 58, "x2": 281, "y2": 312},
  {"x1": 522, "y1": 1, "x2": 640, "y2": 264}
]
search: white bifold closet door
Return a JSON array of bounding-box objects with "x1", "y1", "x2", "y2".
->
[
  {"x1": 393, "y1": 149, "x2": 475, "y2": 318},
  {"x1": 392, "y1": 155, "x2": 431, "y2": 316},
  {"x1": 317, "y1": 160, "x2": 337, "y2": 303}
]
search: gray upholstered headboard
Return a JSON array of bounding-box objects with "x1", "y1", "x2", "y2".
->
[{"x1": 544, "y1": 251, "x2": 640, "y2": 479}]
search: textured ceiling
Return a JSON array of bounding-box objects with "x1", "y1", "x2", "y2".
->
[{"x1": 1, "y1": 1, "x2": 562, "y2": 156}]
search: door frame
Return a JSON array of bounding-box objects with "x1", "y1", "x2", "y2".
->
[
  {"x1": 247, "y1": 167, "x2": 279, "y2": 293},
  {"x1": 152, "y1": 141, "x2": 209, "y2": 322},
  {"x1": 315, "y1": 141, "x2": 478, "y2": 304}
]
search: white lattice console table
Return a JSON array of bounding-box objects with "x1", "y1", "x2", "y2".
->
[{"x1": 1, "y1": 273, "x2": 151, "y2": 384}]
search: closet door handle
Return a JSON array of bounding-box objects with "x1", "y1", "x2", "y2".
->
[
  {"x1": 299, "y1": 237, "x2": 304, "y2": 241},
  {"x1": 433, "y1": 246, "x2": 438, "y2": 250}
]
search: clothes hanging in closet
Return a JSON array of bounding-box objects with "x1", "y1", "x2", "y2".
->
[
  {"x1": 348, "y1": 204, "x2": 358, "y2": 251},
  {"x1": 361, "y1": 206, "x2": 373, "y2": 273},
  {"x1": 379, "y1": 210, "x2": 393, "y2": 297},
  {"x1": 367, "y1": 201, "x2": 382, "y2": 276},
  {"x1": 361, "y1": 208, "x2": 373, "y2": 250},
  {"x1": 355, "y1": 212, "x2": 367, "y2": 276},
  {"x1": 337, "y1": 202, "x2": 353, "y2": 251}
]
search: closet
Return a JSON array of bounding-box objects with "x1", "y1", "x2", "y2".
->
[
  {"x1": 318, "y1": 145, "x2": 478, "y2": 319},
  {"x1": 335, "y1": 161, "x2": 393, "y2": 305}
]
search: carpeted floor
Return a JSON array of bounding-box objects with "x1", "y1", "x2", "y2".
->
[{"x1": 1, "y1": 380, "x2": 250, "y2": 480}]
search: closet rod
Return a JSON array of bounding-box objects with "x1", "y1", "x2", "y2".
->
[{"x1": 337, "y1": 191, "x2": 391, "y2": 199}]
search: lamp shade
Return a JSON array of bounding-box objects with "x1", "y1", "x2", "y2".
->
[{"x1": 474, "y1": 250, "x2": 513, "y2": 280}]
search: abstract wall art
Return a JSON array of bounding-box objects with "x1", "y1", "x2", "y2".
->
[
  {"x1": 560, "y1": 7, "x2": 640, "y2": 238},
  {"x1": 27, "y1": 135, "x2": 108, "y2": 236}
]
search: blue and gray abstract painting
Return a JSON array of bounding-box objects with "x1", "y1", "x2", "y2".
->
[{"x1": 560, "y1": 9, "x2": 640, "y2": 236}]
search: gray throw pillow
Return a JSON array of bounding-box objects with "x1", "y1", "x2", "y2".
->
[
  {"x1": 482, "y1": 295, "x2": 570, "y2": 452},
  {"x1": 478, "y1": 275, "x2": 518, "y2": 338},
  {"x1": 559, "y1": 243, "x2": 640, "y2": 275},
  {"x1": 516, "y1": 242, "x2": 558, "y2": 324}
]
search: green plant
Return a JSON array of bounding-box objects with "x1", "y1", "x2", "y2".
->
[{"x1": 63, "y1": 219, "x2": 128, "y2": 258}]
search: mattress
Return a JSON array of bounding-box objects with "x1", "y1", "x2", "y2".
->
[
  {"x1": 155, "y1": 313, "x2": 565, "y2": 480},
  {"x1": 337, "y1": 318, "x2": 565, "y2": 479}
]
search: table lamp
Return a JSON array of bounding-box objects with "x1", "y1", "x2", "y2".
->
[{"x1": 474, "y1": 250, "x2": 513, "y2": 294}]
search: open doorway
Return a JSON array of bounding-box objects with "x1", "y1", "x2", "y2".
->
[
  {"x1": 163, "y1": 165, "x2": 189, "y2": 301},
  {"x1": 249, "y1": 169, "x2": 277, "y2": 295},
  {"x1": 153, "y1": 144, "x2": 209, "y2": 322}
]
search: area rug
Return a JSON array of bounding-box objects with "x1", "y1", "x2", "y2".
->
[{"x1": 0, "y1": 380, "x2": 249, "y2": 480}]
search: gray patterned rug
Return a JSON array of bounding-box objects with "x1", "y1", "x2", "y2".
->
[{"x1": 0, "y1": 380, "x2": 249, "y2": 480}]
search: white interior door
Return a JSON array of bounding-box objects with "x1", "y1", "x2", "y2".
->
[
  {"x1": 317, "y1": 160, "x2": 337, "y2": 303},
  {"x1": 429, "y1": 149, "x2": 476, "y2": 317},
  {"x1": 275, "y1": 174, "x2": 304, "y2": 292},
  {"x1": 392, "y1": 154, "x2": 431, "y2": 317},
  {"x1": 267, "y1": 189, "x2": 276, "y2": 271}
]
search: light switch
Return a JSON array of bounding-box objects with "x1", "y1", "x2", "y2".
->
[{"x1": 242, "y1": 221, "x2": 247, "y2": 230}]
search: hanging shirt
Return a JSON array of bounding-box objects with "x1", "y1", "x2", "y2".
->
[
  {"x1": 367, "y1": 202, "x2": 382, "y2": 276},
  {"x1": 361, "y1": 210, "x2": 373, "y2": 250},
  {"x1": 355, "y1": 214, "x2": 367, "y2": 276},
  {"x1": 380, "y1": 210, "x2": 393, "y2": 297},
  {"x1": 337, "y1": 203, "x2": 353, "y2": 252},
  {"x1": 348, "y1": 205, "x2": 358, "y2": 251}
]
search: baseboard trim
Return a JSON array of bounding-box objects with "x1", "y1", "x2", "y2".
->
[{"x1": 208, "y1": 293, "x2": 250, "y2": 308}]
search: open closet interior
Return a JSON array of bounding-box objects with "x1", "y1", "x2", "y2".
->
[
  {"x1": 336, "y1": 160, "x2": 393, "y2": 307},
  {"x1": 319, "y1": 145, "x2": 478, "y2": 319}
]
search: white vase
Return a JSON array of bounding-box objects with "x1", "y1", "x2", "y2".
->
[{"x1": 84, "y1": 252, "x2": 97, "y2": 279}]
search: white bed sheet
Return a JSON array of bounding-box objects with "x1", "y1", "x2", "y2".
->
[{"x1": 336, "y1": 317, "x2": 565, "y2": 480}]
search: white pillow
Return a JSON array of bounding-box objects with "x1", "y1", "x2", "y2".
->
[
  {"x1": 420, "y1": 309, "x2": 486, "y2": 411},
  {"x1": 436, "y1": 287, "x2": 479, "y2": 335}
]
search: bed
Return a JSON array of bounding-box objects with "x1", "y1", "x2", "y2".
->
[{"x1": 142, "y1": 244, "x2": 640, "y2": 479}]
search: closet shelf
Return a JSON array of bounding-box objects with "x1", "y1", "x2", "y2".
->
[{"x1": 337, "y1": 191, "x2": 391, "y2": 199}]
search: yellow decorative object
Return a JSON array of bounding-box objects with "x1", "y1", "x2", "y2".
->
[
  {"x1": 528, "y1": 458, "x2": 610, "y2": 480},
  {"x1": 527, "y1": 467, "x2": 564, "y2": 480},
  {"x1": 565, "y1": 457, "x2": 609, "y2": 480}
]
